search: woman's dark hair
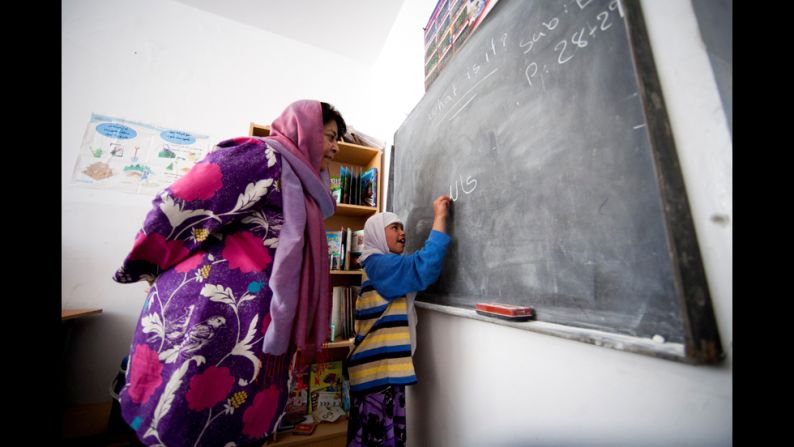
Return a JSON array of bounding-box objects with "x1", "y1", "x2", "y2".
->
[{"x1": 321, "y1": 102, "x2": 347, "y2": 140}]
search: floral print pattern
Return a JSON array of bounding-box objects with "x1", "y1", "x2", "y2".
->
[
  {"x1": 127, "y1": 344, "x2": 164, "y2": 405},
  {"x1": 186, "y1": 366, "x2": 235, "y2": 411},
  {"x1": 170, "y1": 161, "x2": 224, "y2": 201},
  {"x1": 242, "y1": 384, "x2": 282, "y2": 438},
  {"x1": 114, "y1": 138, "x2": 294, "y2": 446}
]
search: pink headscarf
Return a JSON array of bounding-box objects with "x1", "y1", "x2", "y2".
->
[
  {"x1": 261, "y1": 100, "x2": 335, "y2": 354},
  {"x1": 267, "y1": 100, "x2": 325, "y2": 172}
]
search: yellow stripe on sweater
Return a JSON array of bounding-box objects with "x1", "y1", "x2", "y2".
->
[
  {"x1": 355, "y1": 296, "x2": 408, "y2": 335},
  {"x1": 356, "y1": 291, "x2": 390, "y2": 309},
  {"x1": 356, "y1": 331, "x2": 411, "y2": 350},
  {"x1": 348, "y1": 357, "x2": 415, "y2": 381}
]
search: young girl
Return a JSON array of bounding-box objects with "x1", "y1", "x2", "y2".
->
[{"x1": 346, "y1": 194, "x2": 453, "y2": 447}]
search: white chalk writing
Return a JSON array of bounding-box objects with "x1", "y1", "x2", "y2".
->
[
  {"x1": 526, "y1": 0, "x2": 624, "y2": 87},
  {"x1": 425, "y1": 0, "x2": 626, "y2": 118},
  {"x1": 427, "y1": 33, "x2": 508, "y2": 123},
  {"x1": 449, "y1": 174, "x2": 478, "y2": 201}
]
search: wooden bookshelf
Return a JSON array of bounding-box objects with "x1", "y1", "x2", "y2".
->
[
  {"x1": 330, "y1": 270, "x2": 364, "y2": 275},
  {"x1": 323, "y1": 338, "x2": 354, "y2": 349},
  {"x1": 249, "y1": 122, "x2": 382, "y2": 447}
]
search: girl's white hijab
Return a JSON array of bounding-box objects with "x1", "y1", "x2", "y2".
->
[
  {"x1": 358, "y1": 212, "x2": 403, "y2": 263},
  {"x1": 358, "y1": 211, "x2": 418, "y2": 354}
]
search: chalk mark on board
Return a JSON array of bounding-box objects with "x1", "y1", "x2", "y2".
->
[
  {"x1": 449, "y1": 94, "x2": 479, "y2": 122},
  {"x1": 439, "y1": 68, "x2": 499, "y2": 123},
  {"x1": 632, "y1": 124, "x2": 646, "y2": 130}
]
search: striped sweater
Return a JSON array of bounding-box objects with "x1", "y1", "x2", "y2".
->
[
  {"x1": 346, "y1": 230, "x2": 451, "y2": 395},
  {"x1": 347, "y1": 273, "x2": 416, "y2": 394}
]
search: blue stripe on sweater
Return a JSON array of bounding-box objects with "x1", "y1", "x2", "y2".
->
[
  {"x1": 356, "y1": 303, "x2": 389, "y2": 319},
  {"x1": 349, "y1": 344, "x2": 412, "y2": 362}
]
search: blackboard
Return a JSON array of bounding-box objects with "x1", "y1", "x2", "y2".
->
[{"x1": 393, "y1": 0, "x2": 722, "y2": 363}]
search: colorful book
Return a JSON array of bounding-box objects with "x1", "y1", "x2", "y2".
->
[
  {"x1": 350, "y1": 229, "x2": 365, "y2": 270},
  {"x1": 309, "y1": 361, "x2": 343, "y2": 414},
  {"x1": 330, "y1": 173, "x2": 341, "y2": 204},
  {"x1": 341, "y1": 166, "x2": 351, "y2": 204},
  {"x1": 326, "y1": 230, "x2": 343, "y2": 270},
  {"x1": 353, "y1": 166, "x2": 360, "y2": 205},
  {"x1": 285, "y1": 362, "x2": 310, "y2": 418},
  {"x1": 360, "y1": 167, "x2": 378, "y2": 207}
]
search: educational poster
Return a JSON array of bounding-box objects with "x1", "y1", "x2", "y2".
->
[{"x1": 72, "y1": 113, "x2": 211, "y2": 194}]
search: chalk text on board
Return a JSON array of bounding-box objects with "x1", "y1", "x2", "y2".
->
[
  {"x1": 518, "y1": 17, "x2": 559, "y2": 55},
  {"x1": 449, "y1": 174, "x2": 478, "y2": 201},
  {"x1": 524, "y1": 0, "x2": 624, "y2": 88},
  {"x1": 427, "y1": 33, "x2": 508, "y2": 124}
]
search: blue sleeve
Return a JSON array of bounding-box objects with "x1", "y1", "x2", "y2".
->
[{"x1": 362, "y1": 230, "x2": 451, "y2": 299}]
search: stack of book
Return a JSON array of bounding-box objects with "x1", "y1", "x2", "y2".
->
[
  {"x1": 330, "y1": 166, "x2": 377, "y2": 207},
  {"x1": 279, "y1": 360, "x2": 352, "y2": 434},
  {"x1": 330, "y1": 286, "x2": 359, "y2": 342}
]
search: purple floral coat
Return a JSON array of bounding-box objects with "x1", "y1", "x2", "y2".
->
[{"x1": 114, "y1": 137, "x2": 295, "y2": 446}]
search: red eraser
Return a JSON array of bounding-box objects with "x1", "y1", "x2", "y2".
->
[{"x1": 475, "y1": 303, "x2": 534, "y2": 317}]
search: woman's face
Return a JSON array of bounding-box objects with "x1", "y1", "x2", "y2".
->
[
  {"x1": 385, "y1": 222, "x2": 406, "y2": 254},
  {"x1": 321, "y1": 120, "x2": 339, "y2": 172}
]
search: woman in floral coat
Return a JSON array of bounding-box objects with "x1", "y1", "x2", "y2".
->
[{"x1": 113, "y1": 100, "x2": 346, "y2": 446}]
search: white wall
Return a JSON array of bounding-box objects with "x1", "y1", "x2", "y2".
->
[{"x1": 63, "y1": 0, "x2": 732, "y2": 444}]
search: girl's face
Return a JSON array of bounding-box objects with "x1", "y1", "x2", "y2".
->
[
  {"x1": 321, "y1": 120, "x2": 339, "y2": 172},
  {"x1": 385, "y1": 222, "x2": 406, "y2": 254}
]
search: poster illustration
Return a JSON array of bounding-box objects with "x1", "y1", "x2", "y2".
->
[{"x1": 72, "y1": 113, "x2": 211, "y2": 194}]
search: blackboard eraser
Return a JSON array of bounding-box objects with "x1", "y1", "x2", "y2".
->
[{"x1": 475, "y1": 303, "x2": 535, "y2": 321}]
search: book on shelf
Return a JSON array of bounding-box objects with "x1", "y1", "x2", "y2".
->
[
  {"x1": 330, "y1": 226, "x2": 367, "y2": 271},
  {"x1": 349, "y1": 229, "x2": 365, "y2": 270},
  {"x1": 338, "y1": 227, "x2": 347, "y2": 270},
  {"x1": 292, "y1": 416, "x2": 318, "y2": 435},
  {"x1": 333, "y1": 164, "x2": 379, "y2": 207},
  {"x1": 349, "y1": 286, "x2": 358, "y2": 338},
  {"x1": 330, "y1": 173, "x2": 341, "y2": 204},
  {"x1": 340, "y1": 165, "x2": 350, "y2": 204},
  {"x1": 344, "y1": 227, "x2": 352, "y2": 270},
  {"x1": 326, "y1": 230, "x2": 343, "y2": 270},
  {"x1": 309, "y1": 361, "x2": 343, "y2": 415},
  {"x1": 353, "y1": 166, "x2": 361, "y2": 205},
  {"x1": 360, "y1": 167, "x2": 378, "y2": 207},
  {"x1": 285, "y1": 362, "x2": 310, "y2": 419},
  {"x1": 330, "y1": 286, "x2": 358, "y2": 341},
  {"x1": 330, "y1": 287, "x2": 342, "y2": 342}
]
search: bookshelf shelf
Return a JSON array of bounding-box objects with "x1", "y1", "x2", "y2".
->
[
  {"x1": 323, "y1": 338, "x2": 354, "y2": 349},
  {"x1": 267, "y1": 418, "x2": 348, "y2": 446},
  {"x1": 335, "y1": 203, "x2": 378, "y2": 217},
  {"x1": 330, "y1": 270, "x2": 363, "y2": 276}
]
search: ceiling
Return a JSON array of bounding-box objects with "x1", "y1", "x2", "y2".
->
[{"x1": 174, "y1": 0, "x2": 407, "y2": 65}]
